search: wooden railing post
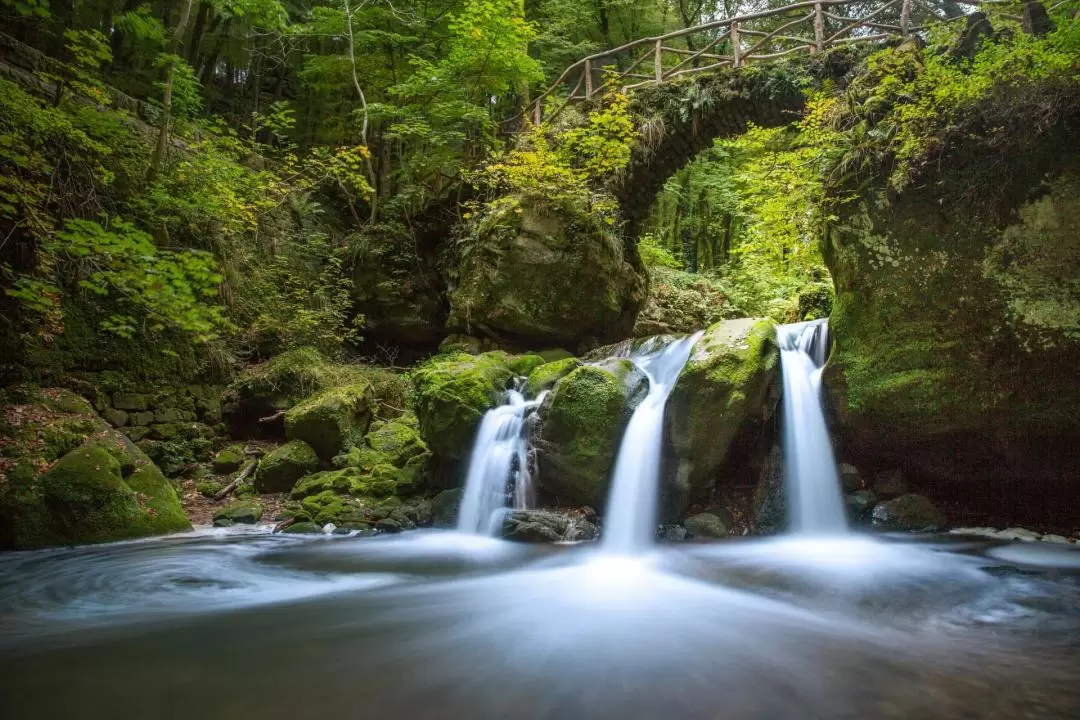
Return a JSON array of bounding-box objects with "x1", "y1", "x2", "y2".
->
[
  {"x1": 654, "y1": 40, "x2": 663, "y2": 83},
  {"x1": 584, "y1": 59, "x2": 593, "y2": 100},
  {"x1": 900, "y1": 0, "x2": 912, "y2": 37},
  {"x1": 731, "y1": 21, "x2": 741, "y2": 67},
  {"x1": 814, "y1": 3, "x2": 825, "y2": 52}
]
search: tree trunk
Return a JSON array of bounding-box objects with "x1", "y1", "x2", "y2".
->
[{"x1": 147, "y1": 0, "x2": 196, "y2": 183}]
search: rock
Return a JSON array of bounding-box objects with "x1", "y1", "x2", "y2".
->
[
  {"x1": 102, "y1": 408, "x2": 128, "y2": 427},
  {"x1": 501, "y1": 509, "x2": 598, "y2": 543},
  {"x1": 665, "y1": 319, "x2": 780, "y2": 517},
  {"x1": 751, "y1": 444, "x2": 785, "y2": 535},
  {"x1": 448, "y1": 196, "x2": 646, "y2": 348},
  {"x1": 1, "y1": 434, "x2": 191, "y2": 549},
  {"x1": 121, "y1": 426, "x2": 150, "y2": 442},
  {"x1": 838, "y1": 463, "x2": 863, "y2": 493},
  {"x1": 532, "y1": 360, "x2": 647, "y2": 507},
  {"x1": 285, "y1": 384, "x2": 373, "y2": 461},
  {"x1": 130, "y1": 410, "x2": 155, "y2": 426},
  {"x1": 255, "y1": 440, "x2": 319, "y2": 493},
  {"x1": 196, "y1": 480, "x2": 224, "y2": 498},
  {"x1": 871, "y1": 494, "x2": 947, "y2": 532},
  {"x1": 845, "y1": 489, "x2": 878, "y2": 523},
  {"x1": 334, "y1": 413, "x2": 430, "y2": 490},
  {"x1": 212, "y1": 444, "x2": 247, "y2": 473},
  {"x1": 375, "y1": 518, "x2": 403, "y2": 533},
  {"x1": 112, "y1": 392, "x2": 151, "y2": 411},
  {"x1": 213, "y1": 500, "x2": 264, "y2": 526},
  {"x1": 684, "y1": 512, "x2": 728, "y2": 539},
  {"x1": 657, "y1": 524, "x2": 689, "y2": 541},
  {"x1": 632, "y1": 265, "x2": 730, "y2": 337},
  {"x1": 507, "y1": 354, "x2": 546, "y2": 377},
  {"x1": 823, "y1": 127, "x2": 1080, "y2": 528},
  {"x1": 411, "y1": 351, "x2": 515, "y2": 462},
  {"x1": 281, "y1": 521, "x2": 321, "y2": 534},
  {"x1": 431, "y1": 488, "x2": 463, "y2": 528},
  {"x1": 873, "y1": 469, "x2": 908, "y2": 500},
  {"x1": 524, "y1": 357, "x2": 581, "y2": 396},
  {"x1": 1022, "y1": 1, "x2": 1056, "y2": 37}
]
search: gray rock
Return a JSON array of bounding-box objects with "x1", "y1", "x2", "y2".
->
[
  {"x1": 657, "y1": 524, "x2": 689, "y2": 541},
  {"x1": 871, "y1": 494, "x2": 946, "y2": 532},
  {"x1": 838, "y1": 463, "x2": 863, "y2": 493},
  {"x1": 102, "y1": 408, "x2": 129, "y2": 428},
  {"x1": 845, "y1": 489, "x2": 878, "y2": 523},
  {"x1": 684, "y1": 512, "x2": 728, "y2": 539},
  {"x1": 431, "y1": 488, "x2": 463, "y2": 528},
  {"x1": 752, "y1": 444, "x2": 785, "y2": 534},
  {"x1": 873, "y1": 469, "x2": 908, "y2": 500},
  {"x1": 501, "y1": 509, "x2": 598, "y2": 543}
]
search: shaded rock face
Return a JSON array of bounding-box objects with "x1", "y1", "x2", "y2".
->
[
  {"x1": 531, "y1": 360, "x2": 647, "y2": 509},
  {"x1": 255, "y1": 440, "x2": 319, "y2": 493},
  {"x1": 501, "y1": 509, "x2": 598, "y2": 543},
  {"x1": 449, "y1": 199, "x2": 647, "y2": 350},
  {"x1": 0, "y1": 388, "x2": 191, "y2": 549},
  {"x1": 872, "y1": 494, "x2": 947, "y2": 532},
  {"x1": 662, "y1": 319, "x2": 780, "y2": 521},
  {"x1": 823, "y1": 133, "x2": 1080, "y2": 526},
  {"x1": 684, "y1": 512, "x2": 728, "y2": 539}
]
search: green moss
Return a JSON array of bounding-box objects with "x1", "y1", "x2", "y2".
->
[
  {"x1": 196, "y1": 480, "x2": 224, "y2": 497},
  {"x1": 507, "y1": 354, "x2": 546, "y2": 376},
  {"x1": 212, "y1": 444, "x2": 246, "y2": 473},
  {"x1": 410, "y1": 351, "x2": 515, "y2": 460},
  {"x1": 284, "y1": 383, "x2": 373, "y2": 460},
  {"x1": 534, "y1": 362, "x2": 645, "y2": 506},
  {"x1": 212, "y1": 499, "x2": 264, "y2": 526},
  {"x1": 255, "y1": 440, "x2": 319, "y2": 493},
  {"x1": 525, "y1": 357, "x2": 582, "y2": 396}
]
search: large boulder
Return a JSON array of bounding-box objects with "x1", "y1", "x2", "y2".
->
[
  {"x1": 663, "y1": 319, "x2": 780, "y2": 519},
  {"x1": 823, "y1": 126, "x2": 1080, "y2": 523},
  {"x1": 410, "y1": 351, "x2": 515, "y2": 464},
  {"x1": 332, "y1": 413, "x2": 431, "y2": 494},
  {"x1": 501, "y1": 509, "x2": 598, "y2": 543},
  {"x1": 284, "y1": 384, "x2": 373, "y2": 461},
  {"x1": 255, "y1": 440, "x2": 319, "y2": 493},
  {"x1": 871, "y1": 494, "x2": 947, "y2": 532},
  {"x1": 213, "y1": 499, "x2": 264, "y2": 526},
  {"x1": 0, "y1": 388, "x2": 191, "y2": 549},
  {"x1": 532, "y1": 360, "x2": 648, "y2": 508},
  {"x1": 448, "y1": 197, "x2": 646, "y2": 349}
]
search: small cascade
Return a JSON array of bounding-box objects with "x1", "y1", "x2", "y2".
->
[
  {"x1": 602, "y1": 331, "x2": 704, "y2": 554},
  {"x1": 776, "y1": 319, "x2": 848, "y2": 535},
  {"x1": 456, "y1": 384, "x2": 546, "y2": 535}
]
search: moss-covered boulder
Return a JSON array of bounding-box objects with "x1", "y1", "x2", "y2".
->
[
  {"x1": 532, "y1": 360, "x2": 648, "y2": 507},
  {"x1": 411, "y1": 351, "x2": 515, "y2": 463},
  {"x1": 525, "y1": 357, "x2": 581, "y2": 396},
  {"x1": 255, "y1": 440, "x2": 319, "y2": 493},
  {"x1": 823, "y1": 125, "x2": 1080, "y2": 521},
  {"x1": 334, "y1": 413, "x2": 430, "y2": 493},
  {"x1": 448, "y1": 197, "x2": 646, "y2": 349},
  {"x1": 284, "y1": 384, "x2": 373, "y2": 461},
  {"x1": 1, "y1": 433, "x2": 190, "y2": 550},
  {"x1": 213, "y1": 499, "x2": 264, "y2": 527},
  {"x1": 212, "y1": 444, "x2": 246, "y2": 473},
  {"x1": 663, "y1": 319, "x2": 779, "y2": 519}
]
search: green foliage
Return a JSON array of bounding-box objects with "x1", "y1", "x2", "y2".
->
[
  {"x1": 1, "y1": 0, "x2": 49, "y2": 18},
  {"x1": 153, "y1": 54, "x2": 203, "y2": 120},
  {"x1": 637, "y1": 234, "x2": 680, "y2": 269}
]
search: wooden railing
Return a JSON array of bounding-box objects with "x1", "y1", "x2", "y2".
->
[{"x1": 526, "y1": 0, "x2": 1020, "y2": 124}]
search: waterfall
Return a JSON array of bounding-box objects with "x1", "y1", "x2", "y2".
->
[
  {"x1": 457, "y1": 386, "x2": 545, "y2": 535},
  {"x1": 776, "y1": 319, "x2": 848, "y2": 535},
  {"x1": 602, "y1": 332, "x2": 703, "y2": 554}
]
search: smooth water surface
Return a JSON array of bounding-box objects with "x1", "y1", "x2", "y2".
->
[{"x1": 2, "y1": 528, "x2": 1079, "y2": 719}]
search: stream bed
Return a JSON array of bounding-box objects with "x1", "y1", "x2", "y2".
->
[{"x1": 1, "y1": 528, "x2": 1079, "y2": 719}]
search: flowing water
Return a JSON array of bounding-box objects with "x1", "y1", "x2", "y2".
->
[
  {"x1": 777, "y1": 319, "x2": 848, "y2": 534},
  {"x1": 1, "y1": 528, "x2": 1079, "y2": 719},
  {"x1": 456, "y1": 386, "x2": 545, "y2": 535},
  {"x1": 602, "y1": 332, "x2": 703, "y2": 554}
]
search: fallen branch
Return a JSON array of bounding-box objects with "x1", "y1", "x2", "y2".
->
[
  {"x1": 259, "y1": 410, "x2": 286, "y2": 423},
  {"x1": 272, "y1": 517, "x2": 297, "y2": 533},
  {"x1": 213, "y1": 457, "x2": 258, "y2": 501}
]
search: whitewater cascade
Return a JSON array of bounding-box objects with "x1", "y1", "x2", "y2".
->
[
  {"x1": 456, "y1": 385, "x2": 545, "y2": 535},
  {"x1": 603, "y1": 332, "x2": 704, "y2": 554},
  {"x1": 776, "y1": 319, "x2": 848, "y2": 534}
]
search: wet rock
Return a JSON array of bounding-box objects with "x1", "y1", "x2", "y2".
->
[
  {"x1": 751, "y1": 444, "x2": 786, "y2": 535},
  {"x1": 375, "y1": 518, "x2": 403, "y2": 533},
  {"x1": 431, "y1": 488, "x2": 463, "y2": 528},
  {"x1": 525, "y1": 357, "x2": 582, "y2": 396},
  {"x1": 657, "y1": 524, "x2": 689, "y2": 542},
  {"x1": 873, "y1": 469, "x2": 908, "y2": 500},
  {"x1": 281, "y1": 521, "x2": 321, "y2": 534},
  {"x1": 871, "y1": 494, "x2": 946, "y2": 532},
  {"x1": 501, "y1": 509, "x2": 598, "y2": 543},
  {"x1": 845, "y1": 489, "x2": 878, "y2": 523},
  {"x1": 255, "y1": 440, "x2": 319, "y2": 493},
  {"x1": 532, "y1": 360, "x2": 647, "y2": 507},
  {"x1": 684, "y1": 513, "x2": 728, "y2": 539},
  {"x1": 665, "y1": 319, "x2": 779, "y2": 518},
  {"x1": 838, "y1": 463, "x2": 863, "y2": 493},
  {"x1": 213, "y1": 500, "x2": 264, "y2": 526}
]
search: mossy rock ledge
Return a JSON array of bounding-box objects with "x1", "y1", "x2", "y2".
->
[
  {"x1": 822, "y1": 132, "x2": 1080, "y2": 523},
  {"x1": 531, "y1": 359, "x2": 648, "y2": 508},
  {"x1": 662, "y1": 319, "x2": 780, "y2": 520},
  {"x1": 448, "y1": 197, "x2": 646, "y2": 350},
  {"x1": 284, "y1": 384, "x2": 373, "y2": 461}
]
